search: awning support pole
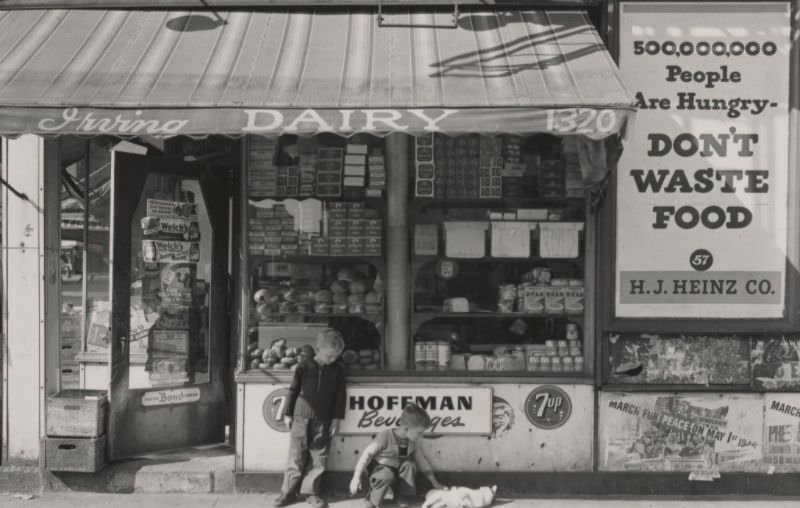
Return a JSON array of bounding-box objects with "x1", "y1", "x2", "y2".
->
[{"x1": 385, "y1": 133, "x2": 410, "y2": 370}]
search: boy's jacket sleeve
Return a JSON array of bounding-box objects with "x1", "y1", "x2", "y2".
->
[
  {"x1": 334, "y1": 364, "x2": 347, "y2": 419},
  {"x1": 285, "y1": 363, "x2": 303, "y2": 416}
]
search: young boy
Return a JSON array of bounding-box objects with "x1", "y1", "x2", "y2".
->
[
  {"x1": 274, "y1": 328, "x2": 347, "y2": 508},
  {"x1": 349, "y1": 404, "x2": 445, "y2": 508}
]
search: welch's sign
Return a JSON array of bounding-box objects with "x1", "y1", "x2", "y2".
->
[{"x1": 339, "y1": 387, "x2": 492, "y2": 435}]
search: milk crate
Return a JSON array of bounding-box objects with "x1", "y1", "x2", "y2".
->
[
  {"x1": 45, "y1": 435, "x2": 106, "y2": 472},
  {"x1": 46, "y1": 389, "x2": 107, "y2": 438}
]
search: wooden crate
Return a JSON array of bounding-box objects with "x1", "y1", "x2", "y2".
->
[
  {"x1": 45, "y1": 435, "x2": 106, "y2": 472},
  {"x1": 46, "y1": 389, "x2": 107, "y2": 438}
]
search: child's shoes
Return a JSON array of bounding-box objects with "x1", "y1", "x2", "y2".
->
[
  {"x1": 306, "y1": 495, "x2": 328, "y2": 508},
  {"x1": 273, "y1": 492, "x2": 296, "y2": 508}
]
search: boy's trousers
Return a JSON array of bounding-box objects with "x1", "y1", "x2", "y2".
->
[
  {"x1": 367, "y1": 461, "x2": 416, "y2": 506},
  {"x1": 282, "y1": 416, "x2": 331, "y2": 496}
]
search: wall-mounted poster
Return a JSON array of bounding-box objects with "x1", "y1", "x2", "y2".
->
[
  {"x1": 616, "y1": 2, "x2": 791, "y2": 318},
  {"x1": 599, "y1": 392, "x2": 763, "y2": 472},
  {"x1": 752, "y1": 336, "x2": 800, "y2": 390},
  {"x1": 609, "y1": 333, "x2": 749, "y2": 385},
  {"x1": 764, "y1": 394, "x2": 800, "y2": 470}
]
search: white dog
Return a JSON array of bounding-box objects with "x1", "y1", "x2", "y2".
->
[{"x1": 422, "y1": 486, "x2": 497, "y2": 508}]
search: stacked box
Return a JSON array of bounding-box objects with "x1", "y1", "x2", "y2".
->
[
  {"x1": 316, "y1": 147, "x2": 343, "y2": 197},
  {"x1": 539, "y1": 156, "x2": 566, "y2": 198},
  {"x1": 368, "y1": 147, "x2": 386, "y2": 196},
  {"x1": 247, "y1": 137, "x2": 278, "y2": 197},
  {"x1": 344, "y1": 144, "x2": 367, "y2": 197},
  {"x1": 248, "y1": 204, "x2": 297, "y2": 256},
  {"x1": 298, "y1": 137, "x2": 317, "y2": 197},
  {"x1": 561, "y1": 136, "x2": 584, "y2": 198},
  {"x1": 499, "y1": 135, "x2": 523, "y2": 198},
  {"x1": 415, "y1": 134, "x2": 435, "y2": 197},
  {"x1": 479, "y1": 135, "x2": 503, "y2": 199}
]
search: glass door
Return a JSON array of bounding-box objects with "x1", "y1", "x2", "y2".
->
[{"x1": 108, "y1": 151, "x2": 229, "y2": 459}]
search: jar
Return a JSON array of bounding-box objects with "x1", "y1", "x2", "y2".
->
[
  {"x1": 467, "y1": 354, "x2": 487, "y2": 371},
  {"x1": 498, "y1": 284, "x2": 517, "y2": 313},
  {"x1": 566, "y1": 323, "x2": 580, "y2": 341},
  {"x1": 424, "y1": 342, "x2": 438, "y2": 371}
]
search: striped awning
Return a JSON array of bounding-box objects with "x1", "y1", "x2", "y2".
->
[{"x1": 0, "y1": 9, "x2": 633, "y2": 138}]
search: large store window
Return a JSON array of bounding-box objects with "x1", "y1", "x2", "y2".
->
[
  {"x1": 58, "y1": 139, "x2": 113, "y2": 388},
  {"x1": 241, "y1": 132, "x2": 593, "y2": 376}
]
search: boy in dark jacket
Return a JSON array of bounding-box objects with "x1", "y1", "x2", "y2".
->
[{"x1": 274, "y1": 328, "x2": 347, "y2": 508}]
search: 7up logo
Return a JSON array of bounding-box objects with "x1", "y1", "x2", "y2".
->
[{"x1": 525, "y1": 386, "x2": 572, "y2": 430}]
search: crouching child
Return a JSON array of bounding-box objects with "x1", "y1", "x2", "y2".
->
[{"x1": 349, "y1": 404, "x2": 445, "y2": 507}]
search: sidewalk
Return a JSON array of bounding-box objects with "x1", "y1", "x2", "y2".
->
[{"x1": 1, "y1": 492, "x2": 800, "y2": 508}]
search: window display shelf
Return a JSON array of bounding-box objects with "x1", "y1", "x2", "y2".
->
[
  {"x1": 249, "y1": 254, "x2": 384, "y2": 266},
  {"x1": 256, "y1": 313, "x2": 383, "y2": 321},
  {"x1": 411, "y1": 196, "x2": 585, "y2": 212},
  {"x1": 413, "y1": 311, "x2": 584, "y2": 320}
]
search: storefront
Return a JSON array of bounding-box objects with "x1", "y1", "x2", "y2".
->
[{"x1": 2, "y1": 0, "x2": 800, "y2": 497}]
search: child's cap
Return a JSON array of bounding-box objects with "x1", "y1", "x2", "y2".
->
[
  {"x1": 315, "y1": 327, "x2": 345, "y2": 353},
  {"x1": 398, "y1": 403, "x2": 431, "y2": 429}
]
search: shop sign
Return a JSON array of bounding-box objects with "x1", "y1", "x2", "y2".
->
[
  {"x1": 141, "y1": 387, "x2": 200, "y2": 407},
  {"x1": 262, "y1": 388, "x2": 292, "y2": 432},
  {"x1": 599, "y1": 392, "x2": 762, "y2": 472},
  {"x1": 340, "y1": 387, "x2": 492, "y2": 435},
  {"x1": 524, "y1": 385, "x2": 572, "y2": 430},
  {"x1": 146, "y1": 199, "x2": 198, "y2": 219},
  {"x1": 615, "y1": 2, "x2": 791, "y2": 318}
]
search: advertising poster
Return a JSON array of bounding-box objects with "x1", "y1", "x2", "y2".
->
[
  {"x1": 244, "y1": 383, "x2": 594, "y2": 472},
  {"x1": 763, "y1": 394, "x2": 800, "y2": 471},
  {"x1": 752, "y1": 336, "x2": 800, "y2": 390},
  {"x1": 608, "y1": 333, "x2": 750, "y2": 385},
  {"x1": 616, "y1": 3, "x2": 791, "y2": 318},
  {"x1": 599, "y1": 392, "x2": 762, "y2": 472}
]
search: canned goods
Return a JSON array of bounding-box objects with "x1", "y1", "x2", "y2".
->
[
  {"x1": 532, "y1": 267, "x2": 552, "y2": 285},
  {"x1": 498, "y1": 284, "x2": 517, "y2": 301},
  {"x1": 523, "y1": 285, "x2": 547, "y2": 313},
  {"x1": 414, "y1": 342, "x2": 426, "y2": 370},
  {"x1": 566, "y1": 323, "x2": 580, "y2": 340},
  {"x1": 574, "y1": 356, "x2": 585, "y2": 372},
  {"x1": 527, "y1": 355, "x2": 540, "y2": 372},
  {"x1": 424, "y1": 342, "x2": 438, "y2": 371},
  {"x1": 545, "y1": 286, "x2": 566, "y2": 314},
  {"x1": 545, "y1": 340, "x2": 557, "y2": 347},
  {"x1": 569, "y1": 347, "x2": 582, "y2": 357},
  {"x1": 562, "y1": 356, "x2": 574, "y2": 372},
  {"x1": 497, "y1": 300, "x2": 515, "y2": 313},
  {"x1": 436, "y1": 341, "x2": 451, "y2": 370},
  {"x1": 565, "y1": 286, "x2": 585, "y2": 314},
  {"x1": 539, "y1": 356, "x2": 551, "y2": 372},
  {"x1": 550, "y1": 356, "x2": 563, "y2": 373},
  {"x1": 551, "y1": 278, "x2": 569, "y2": 287}
]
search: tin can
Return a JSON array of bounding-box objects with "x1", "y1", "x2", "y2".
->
[
  {"x1": 523, "y1": 284, "x2": 547, "y2": 313},
  {"x1": 562, "y1": 356, "x2": 574, "y2": 372},
  {"x1": 436, "y1": 341, "x2": 452, "y2": 370},
  {"x1": 545, "y1": 286, "x2": 565, "y2": 314},
  {"x1": 569, "y1": 347, "x2": 582, "y2": 357},
  {"x1": 527, "y1": 355, "x2": 540, "y2": 372},
  {"x1": 550, "y1": 356, "x2": 562, "y2": 373},
  {"x1": 568, "y1": 278, "x2": 584, "y2": 287},
  {"x1": 424, "y1": 342, "x2": 438, "y2": 371},
  {"x1": 498, "y1": 284, "x2": 517, "y2": 301},
  {"x1": 565, "y1": 285, "x2": 585, "y2": 314},
  {"x1": 566, "y1": 323, "x2": 580, "y2": 340},
  {"x1": 539, "y1": 356, "x2": 551, "y2": 372},
  {"x1": 414, "y1": 342, "x2": 427, "y2": 370},
  {"x1": 532, "y1": 267, "x2": 552, "y2": 285},
  {"x1": 574, "y1": 356, "x2": 585, "y2": 372},
  {"x1": 516, "y1": 283, "x2": 532, "y2": 312}
]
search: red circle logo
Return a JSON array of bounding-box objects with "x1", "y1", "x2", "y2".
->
[
  {"x1": 524, "y1": 386, "x2": 572, "y2": 430},
  {"x1": 262, "y1": 388, "x2": 291, "y2": 432}
]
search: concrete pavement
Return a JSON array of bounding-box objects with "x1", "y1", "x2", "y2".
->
[{"x1": 1, "y1": 492, "x2": 799, "y2": 508}]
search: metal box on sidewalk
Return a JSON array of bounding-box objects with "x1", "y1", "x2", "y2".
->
[
  {"x1": 45, "y1": 435, "x2": 107, "y2": 472},
  {"x1": 46, "y1": 389, "x2": 107, "y2": 438}
]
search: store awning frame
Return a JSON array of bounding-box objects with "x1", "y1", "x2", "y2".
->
[{"x1": 0, "y1": 8, "x2": 634, "y2": 139}]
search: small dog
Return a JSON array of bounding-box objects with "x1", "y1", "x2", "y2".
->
[{"x1": 422, "y1": 486, "x2": 497, "y2": 508}]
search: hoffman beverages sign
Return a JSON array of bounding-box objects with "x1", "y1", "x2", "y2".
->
[{"x1": 339, "y1": 387, "x2": 492, "y2": 435}]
